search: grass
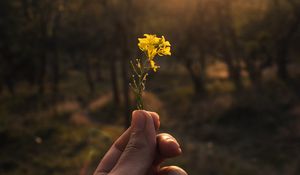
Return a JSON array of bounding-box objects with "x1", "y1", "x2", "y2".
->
[
  {"x1": 147, "y1": 68, "x2": 300, "y2": 175},
  {"x1": 0, "y1": 71, "x2": 122, "y2": 175},
  {"x1": 1, "y1": 67, "x2": 300, "y2": 175}
]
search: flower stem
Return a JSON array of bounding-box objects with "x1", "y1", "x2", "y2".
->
[{"x1": 130, "y1": 58, "x2": 147, "y2": 110}]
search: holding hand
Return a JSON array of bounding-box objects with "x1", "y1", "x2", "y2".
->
[{"x1": 94, "y1": 110, "x2": 187, "y2": 175}]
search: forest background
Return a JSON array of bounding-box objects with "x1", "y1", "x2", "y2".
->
[{"x1": 1, "y1": 0, "x2": 300, "y2": 174}]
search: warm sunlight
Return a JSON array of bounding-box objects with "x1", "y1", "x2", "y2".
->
[{"x1": 1, "y1": 0, "x2": 300, "y2": 174}]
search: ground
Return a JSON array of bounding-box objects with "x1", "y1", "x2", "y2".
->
[{"x1": 1, "y1": 63, "x2": 300, "y2": 175}]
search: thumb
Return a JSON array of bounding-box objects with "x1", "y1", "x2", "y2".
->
[{"x1": 110, "y1": 110, "x2": 156, "y2": 175}]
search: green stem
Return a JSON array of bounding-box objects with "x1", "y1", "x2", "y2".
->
[
  {"x1": 130, "y1": 57, "x2": 150, "y2": 110},
  {"x1": 137, "y1": 59, "x2": 144, "y2": 109}
]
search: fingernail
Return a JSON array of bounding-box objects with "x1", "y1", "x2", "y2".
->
[
  {"x1": 132, "y1": 110, "x2": 147, "y2": 130},
  {"x1": 170, "y1": 139, "x2": 180, "y2": 148},
  {"x1": 164, "y1": 135, "x2": 180, "y2": 148},
  {"x1": 170, "y1": 139, "x2": 182, "y2": 154},
  {"x1": 163, "y1": 135, "x2": 182, "y2": 153}
]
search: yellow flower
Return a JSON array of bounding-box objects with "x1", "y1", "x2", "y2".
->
[
  {"x1": 130, "y1": 34, "x2": 172, "y2": 109},
  {"x1": 137, "y1": 34, "x2": 171, "y2": 71},
  {"x1": 158, "y1": 46, "x2": 171, "y2": 56},
  {"x1": 157, "y1": 36, "x2": 171, "y2": 56},
  {"x1": 138, "y1": 34, "x2": 160, "y2": 52},
  {"x1": 150, "y1": 60, "x2": 160, "y2": 72}
]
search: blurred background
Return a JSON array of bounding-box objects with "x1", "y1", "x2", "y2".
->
[{"x1": 1, "y1": 0, "x2": 300, "y2": 174}]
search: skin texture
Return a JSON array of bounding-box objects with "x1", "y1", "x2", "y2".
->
[{"x1": 93, "y1": 110, "x2": 188, "y2": 175}]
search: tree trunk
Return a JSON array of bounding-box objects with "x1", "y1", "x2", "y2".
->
[
  {"x1": 228, "y1": 64, "x2": 243, "y2": 90},
  {"x1": 275, "y1": 2, "x2": 300, "y2": 82},
  {"x1": 51, "y1": 5, "x2": 63, "y2": 104},
  {"x1": 276, "y1": 43, "x2": 289, "y2": 81},
  {"x1": 245, "y1": 58, "x2": 262, "y2": 88},
  {"x1": 223, "y1": 53, "x2": 243, "y2": 91},
  {"x1": 0, "y1": 82, "x2": 2, "y2": 95},
  {"x1": 5, "y1": 78, "x2": 15, "y2": 95},
  {"x1": 216, "y1": 0, "x2": 243, "y2": 91},
  {"x1": 83, "y1": 54, "x2": 95, "y2": 95},
  {"x1": 185, "y1": 60, "x2": 205, "y2": 96},
  {"x1": 110, "y1": 58, "x2": 120, "y2": 107},
  {"x1": 95, "y1": 60, "x2": 103, "y2": 82},
  {"x1": 38, "y1": 52, "x2": 47, "y2": 95},
  {"x1": 2, "y1": 51, "x2": 16, "y2": 96},
  {"x1": 121, "y1": 51, "x2": 131, "y2": 128},
  {"x1": 51, "y1": 52, "x2": 60, "y2": 103}
]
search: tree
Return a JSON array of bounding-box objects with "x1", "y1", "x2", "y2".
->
[{"x1": 214, "y1": 0, "x2": 244, "y2": 90}]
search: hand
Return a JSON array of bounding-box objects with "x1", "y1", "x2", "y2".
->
[{"x1": 93, "y1": 110, "x2": 187, "y2": 175}]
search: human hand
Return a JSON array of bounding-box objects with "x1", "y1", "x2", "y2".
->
[{"x1": 93, "y1": 110, "x2": 187, "y2": 175}]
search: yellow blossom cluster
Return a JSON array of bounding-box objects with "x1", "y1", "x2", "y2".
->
[{"x1": 138, "y1": 34, "x2": 171, "y2": 72}]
